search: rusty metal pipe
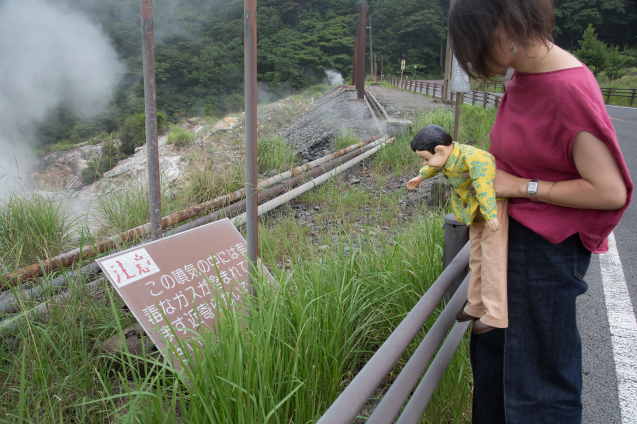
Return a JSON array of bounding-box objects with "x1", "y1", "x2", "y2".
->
[
  {"x1": 173, "y1": 138, "x2": 384, "y2": 234},
  {"x1": 1, "y1": 136, "x2": 378, "y2": 287},
  {"x1": 140, "y1": 0, "x2": 162, "y2": 241},
  {"x1": 0, "y1": 139, "x2": 386, "y2": 319},
  {"x1": 232, "y1": 137, "x2": 395, "y2": 227},
  {"x1": 0, "y1": 263, "x2": 102, "y2": 316}
]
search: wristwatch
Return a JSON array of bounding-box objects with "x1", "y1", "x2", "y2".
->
[{"x1": 527, "y1": 179, "x2": 540, "y2": 203}]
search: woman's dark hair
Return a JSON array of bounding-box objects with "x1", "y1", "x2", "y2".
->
[
  {"x1": 448, "y1": 0, "x2": 554, "y2": 79},
  {"x1": 411, "y1": 125, "x2": 453, "y2": 154}
]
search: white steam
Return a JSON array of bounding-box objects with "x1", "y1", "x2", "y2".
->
[
  {"x1": 324, "y1": 69, "x2": 344, "y2": 86},
  {"x1": 0, "y1": 0, "x2": 124, "y2": 197}
]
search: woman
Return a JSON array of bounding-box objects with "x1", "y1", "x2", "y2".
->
[{"x1": 447, "y1": 1, "x2": 633, "y2": 423}]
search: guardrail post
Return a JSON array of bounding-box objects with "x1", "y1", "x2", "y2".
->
[
  {"x1": 472, "y1": 90, "x2": 476, "y2": 106},
  {"x1": 443, "y1": 214, "x2": 469, "y2": 302},
  {"x1": 606, "y1": 88, "x2": 612, "y2": 104},
  {"x1": 631, "y1": 89, "x2": 635, "y2": 108},
  {"x1": 482, "y1": 91, "x2": 487, "y2": 109},
  {"x1": 495, "y1": 96, "x2": 500, "y2": 108}
]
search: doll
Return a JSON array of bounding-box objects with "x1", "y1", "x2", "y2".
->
[{"x1": 406, "y1": 125, "x2": 509, "y2": 334}]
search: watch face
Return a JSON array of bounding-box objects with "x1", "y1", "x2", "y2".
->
[{"x1": 528, "y1": 181, "x2": 539, "y2": 195}]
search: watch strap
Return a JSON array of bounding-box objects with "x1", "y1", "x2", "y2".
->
[{"x1": 527, "y1": 179, "x2": 540, "y2": 203}]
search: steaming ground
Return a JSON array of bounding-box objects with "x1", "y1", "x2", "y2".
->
[
  {"x1": 0, "y1": 0, "x2": 123, "y2": 199},
  {"x1": 23, "y1": 85, "x2": 450, "y2": 238}
]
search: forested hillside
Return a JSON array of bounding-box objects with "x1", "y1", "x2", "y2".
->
[{"x1": 36, "y1": 0, "x2": 636, "y2": 149}]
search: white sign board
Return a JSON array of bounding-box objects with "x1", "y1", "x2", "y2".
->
[
  {"x1": 401, "y1": 59, "x2": 406, "y2": 70},
  {"x1": 450, "y1": 55, "x2": 471, "y2": 93}
]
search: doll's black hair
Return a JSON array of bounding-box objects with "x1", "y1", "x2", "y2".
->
[{"x1": 410, "y1": 125, "x2": 453, "y2": 154}]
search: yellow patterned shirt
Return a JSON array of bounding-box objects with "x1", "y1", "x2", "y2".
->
[{"x1": 419, "y1": 142, "x2": 498, "y2": 225}]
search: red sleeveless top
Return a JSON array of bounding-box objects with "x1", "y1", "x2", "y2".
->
[{"x1": 490, "y1": 65, "x2": 633, "y2": 253}]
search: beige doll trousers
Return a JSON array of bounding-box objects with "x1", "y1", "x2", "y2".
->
[{"x1": 464, "y1": 198, "x2": 509, "y2": 328}]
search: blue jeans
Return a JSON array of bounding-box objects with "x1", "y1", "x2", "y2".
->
[{"x1": 470, "y1": 218, "x2": 591, "y2": 424}]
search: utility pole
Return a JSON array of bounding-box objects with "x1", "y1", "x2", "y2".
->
[
  {"x1": 442, "y1": 0, "x2": 455, "y2": 101},
  {"x1": 244, "y1": 0, "x2": 258, "y2": 297},
  {"x1": 374, "y1": 54, "x2": 378, "y2": 83},
  {"x1": 140, "y1": 0, "x2": 161, "y2": 241},
  {"x1": 440, "y1": 40, "x2": 444, "y2": 76},
  {"x1": 368, "y1": 17, "x2": 376, "y2": 83},
  {"x1": 353, "y1": 36, "x2": 358, "y2": 86},
  {"x1": 356, "y1": 3, "x2": 367, "y2": 99},
  {"x1": 381, "y1": 54, "x2": 384, "y2": 82}
]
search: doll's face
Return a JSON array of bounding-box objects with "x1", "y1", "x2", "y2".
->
[{"x1": 415, "y1": 148, "x2": 448, "y2": 169}]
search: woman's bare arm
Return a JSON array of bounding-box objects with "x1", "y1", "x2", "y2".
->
[{"x1": 493, "y1": 131, "x2": 628, "y2": 210}]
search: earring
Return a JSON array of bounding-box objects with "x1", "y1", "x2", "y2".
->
[{"x1": 509, "y1": 41, "x2": 517, "y2": 58}]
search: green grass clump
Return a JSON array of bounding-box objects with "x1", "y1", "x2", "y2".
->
[
  {"x1": 0, "y1": 191, "x2": 77, "y2": 271},
  {"x1": 334, "y1": 131, "x2": 359, "y2": 150},
  {"x1": 96, "y1": 179, "x2": 181, "y2": 235},
  {"x1": 257, "y1": 136, "x2": 296, "y2": 173},
  {"x1": 458, "y1": 104, "x2": 497, "y2": 150},
  {"x1": 167, "y1": 126, "x2": 194, "y2": 146},
  {"x1": 183, "y1": 162, "x2": 245, "y2": 205}
]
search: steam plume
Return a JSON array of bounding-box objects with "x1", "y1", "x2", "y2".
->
[{"x1": 0, "y1": 0, "x2": 124, "y2": 197}]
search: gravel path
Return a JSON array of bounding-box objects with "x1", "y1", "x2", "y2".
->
[
  {"x1": 282, "y1": 88, "x2": 382, "y2": 162},
  {"x1": 367, "y1": 85, "x2": 451, "y2": 121}
]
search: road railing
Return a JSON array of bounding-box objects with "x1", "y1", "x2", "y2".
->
[
  {"x1": 600, "y1": 87, "x2": 636, "y2": 107},
  {"x1": 316, "y1": 215, "x2": 471, "y2": 424},
  {"x1": 388, "y1": 77, "x2": 502, "y2": 108}
]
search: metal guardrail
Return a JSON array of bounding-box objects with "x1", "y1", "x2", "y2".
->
[
  {"x1": 389, "y1": 77, "x2": 502, "y2": 108},
  {"x1": 471, "y1": 81, "x2": 505, "y2": 93},
  {"x1": 600, "y1": 87, "x2": 636, "y2": 107},
  {"x1": 316, "y1": 215, "x2": 471, "y2": 424}
]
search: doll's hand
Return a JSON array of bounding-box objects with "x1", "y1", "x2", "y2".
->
[
  {"x1": 486, "y1": 217, "x2": 500, "y2": 232},
  {"x1": 407, "y1": 175, "x2": 425, "y2": 190}
]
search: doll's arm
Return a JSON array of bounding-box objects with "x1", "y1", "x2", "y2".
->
[
  {"x1": 469, "y1": 157, "x2": 498, "y2": 221},
  {"x1": 407, "y1": 165, "x2": 439, "y2": 190}
]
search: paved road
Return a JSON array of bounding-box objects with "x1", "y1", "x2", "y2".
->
[{"x1": 580, "y1": 105, "x2": 637, "y2": 424}]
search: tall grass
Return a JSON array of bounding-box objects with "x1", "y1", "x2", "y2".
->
[
  {"x1": 0, "y1": 278, "x2": 136, "y2": 423},
  {"x1": 0, "y1": 191, "x2": 77, "y2": 271},
  {"x1": 257, "y1": 136, "x2": 296, "y2": 173},
  {"x1": 181, "y1": 161, "x2": 246, "y2": 206},
  {"x1": 96, "y1": 179, "x2": 181, "y2": 235},
  {"x1": 166, "y1": 126, "x2": 194, "y2": 146},
  {"x1": 334, "y1": 131, "x2": 359, "y2": 150},
  {"x1": 0, "y1": 215, "x2": 472, "y2": 423},
  {"x1": 458, "y1": 104, "x2": 497, "y2": 150}
]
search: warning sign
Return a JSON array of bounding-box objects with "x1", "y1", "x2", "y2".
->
[
  {"x1": 97, "y1": 218, "x2": 272, "y2": 368},
  {"x1": 450, "y1": 55, "x2": 471, "y2": 93}
]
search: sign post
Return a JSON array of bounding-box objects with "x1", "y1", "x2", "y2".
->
[
  {"x1": 97, "y1": 219, "x2": 273, "y2": 370},
  {"x1": 400, "y1": 59, "x2": 406, "y2": 89},
  {"x1": 450, "y1": 55, "x2": 471, "y2": 142}
]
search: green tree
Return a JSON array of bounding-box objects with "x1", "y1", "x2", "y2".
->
[
  {"x1": 574, "y1": 24, "x2": 608, "y2": 76},
  {"x1": 605, "y1": 46, "x2": 628, "y2": 82}
]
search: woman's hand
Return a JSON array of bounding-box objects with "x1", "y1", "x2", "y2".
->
[
  {"x1": 493, "y1": 169, "x2": 527, "y2": 198},
  {"x1": 464, "y1": 131, "x2": 628, "y2": 209},
  {"x1": 462, "y1": 170, "x2": 527, "y2": 198}
]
